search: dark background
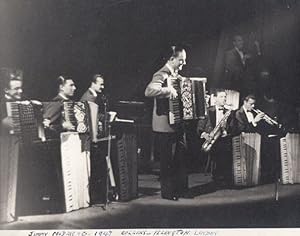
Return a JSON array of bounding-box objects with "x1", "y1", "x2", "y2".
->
[{"x1": 0, "y1": 0, "x2": 299, "y2": 106}]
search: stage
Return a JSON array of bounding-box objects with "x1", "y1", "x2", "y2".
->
[{"x1": 1, "y1": 173, "x2": 300, "y2": 229}]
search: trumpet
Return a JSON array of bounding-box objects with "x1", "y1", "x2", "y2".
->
[{"x1": 252, "y1": 108, "x2": 282, "y2": 128}]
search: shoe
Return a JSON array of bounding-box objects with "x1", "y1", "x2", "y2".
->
[
  {"x1": 162, "y1": 196, "x2": 178, "y2": 201},
  {"x1": 180, "y1": 192, "x2": 194, "y2": 199}
]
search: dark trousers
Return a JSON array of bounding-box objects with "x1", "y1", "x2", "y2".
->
[
  {"x1": 211, "y1": 136, "x2": 233, "y2": 183},
  {"x1": 154, "y1": 132, "x2": 188, "y2": 198}
]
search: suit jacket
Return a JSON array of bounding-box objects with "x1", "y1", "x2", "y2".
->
[
  {"x1": 145, "y1": 65, "x2": 176, "y2": 133},
  {"x1": 43, "y1": 94, "x2": 70, "y2": 132},
  {"x1": 233, "y1": 106, "x2": 259, "y2": 134},
  {"x1": 224, "y1": 48, "x2": 245, "y2": 91},
  {"x1": 80, "y1": 89, "x2": 97, "y2": 103},
  {"x1": 197, "y1": 106, "x2": 234, "y2": 136}
]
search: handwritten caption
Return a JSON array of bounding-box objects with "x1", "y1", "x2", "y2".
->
[{"x1": 28, "y1": 229, "x2": 217, "y2": 236}]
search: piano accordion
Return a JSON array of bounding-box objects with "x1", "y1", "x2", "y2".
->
[
  {"x1": 6, "y1": 101, "x2": 45, "y2": 142},
  {"x1": 232, "y1": 133, "x2": 261, "y2": 186},
  {"x1": 280, "y1": 133, "x2": 300, "y2": 184},
  {"x1": 63, "y1": 101, "x2": 99, "y2": 141},
  {"x1": 168, "y1": 77, "x2": 207, "y2": 125}
]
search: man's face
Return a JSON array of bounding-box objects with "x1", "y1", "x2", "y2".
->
[
  {"x1": 244, "y1": 98, "x2": 255, "y2": 111},
  {"x1": 233, "y1": 36, "x2": 244, "y2": 51},
  {"x1": 61, "y1": 79, "x2": 76, "y2": 97},
  {"x1": 6, "y1": 80, "x2": 23, "y2": 100},
  {"x1": 92, "y1": 77, "x2": 104, "y2": 93},
  {"x1": 215, "y1": 91, "x2": 227, "y2": 106},
  {"x1": 170, "y1": 50, "x2": 187, "y2": 72}
]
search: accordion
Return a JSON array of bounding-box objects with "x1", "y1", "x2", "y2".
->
[
  {"x1": 210, "y1": 89, "x2": 240, "y2": 110},
  {"x1": 168, "y1": 77, "x2": 207, "y2": 125},
  {"x1": 280, "y1": 133, "x2": 300, "y2": 184},
  {"x1": 6, "y1": 101, "x2": 45, "y2": 142},
  {"x1": 63, "y1": 101, "x2": 99, "y2": 142},
  {"x1": 232, "y1": 133, "x2": 261, "y2": 186}
]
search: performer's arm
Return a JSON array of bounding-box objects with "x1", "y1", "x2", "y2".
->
[{"x1": 145, "y1": 73, "x2": 175, "y2": 98}]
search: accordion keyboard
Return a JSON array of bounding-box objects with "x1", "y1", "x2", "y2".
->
[
  {"x1": 280, "y1": 133, "x2": 300, "y2": 184},
  {"x1": 232, "y1": 136, "x2": 243, "y2": 185},
  {"x1": 280, "y1": 138, "x2": 290, "y2": 184},
  {"x1": 168, "y1": 78, "x2": 181, "y2": 125}
]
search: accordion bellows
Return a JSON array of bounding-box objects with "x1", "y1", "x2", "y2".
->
[{"x1": 280, "y1": 133, "x2": 300, "y2": 184}]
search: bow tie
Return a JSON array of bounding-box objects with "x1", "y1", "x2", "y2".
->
[{"x1": 218, "y1": 108, "x2": 225, "y2": 111}]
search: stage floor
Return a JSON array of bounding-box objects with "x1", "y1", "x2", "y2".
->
[{"x1": 1, "y1": 173, "x2": 300, "y2": 229}]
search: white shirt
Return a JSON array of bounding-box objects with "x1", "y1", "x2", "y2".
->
[
  {"x1": 89, "y1": 88, "x2": 97, "y2": 97},
  {"x1": 165, "y1": 63, "x2": 177, "y2": 77},
  {"x1": 235, "y1": 47, "x2": 245, "y2": 65},
  {"x1": 215, "y1": 105, "x2": 225, "y2": 125},
  {"x1": 58, "y1": 93, "x2": 69, "y2": 100},
  {"x1": 243, "y1": 106, "x2": 257, "y2": 127}
]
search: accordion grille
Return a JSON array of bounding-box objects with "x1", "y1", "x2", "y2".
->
[{"x1": 232, "y1": 133, "x2": 261, "y2": 186}]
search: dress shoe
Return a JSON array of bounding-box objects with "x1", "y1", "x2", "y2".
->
[
  {"x1": 180, "y1": 192, "x2": 194, "y2": 199},
  {"x1": 162, "y1": 196, "x2": 178, "y2": 201}
]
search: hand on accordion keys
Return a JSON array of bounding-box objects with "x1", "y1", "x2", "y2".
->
[
  {"x1": 168, "y1": 86, "x2": 178, "y2": 99},
  {"x1": 62, "y1": 121, "x2": 75, "y2": 130}
]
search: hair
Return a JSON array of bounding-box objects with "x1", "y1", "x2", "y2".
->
[
  {"x1": 91, "y1": 74, "x2": 104, "y2": 83},
  {"x1": 243, "y1": 94, "x2": 256, "y2": 102},
  {"x1": 213, "y1": 88, "x2": 226, "y2": 96},
  {"x1": 232, "y1": 34, "x2": 243, "y2": 42},
  {"x1": 56, "y1": 75, "x2": 72, "y2": 89},
  {"x1": 161, "y1": 45, "x2": 186, "y2": 63}
]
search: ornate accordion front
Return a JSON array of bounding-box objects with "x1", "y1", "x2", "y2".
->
[
  {"x1": 6, "y1": 101, "x2": 45, "y2": 142},
  {"x1": 280, "y1": 133, "x2": 300, "y2": 184},
  {"x1": 63, "y1": 101, "x2": 99, "y2": 141},
  {"x1": 168, "y1": 77, "x2": 207, "y2": 125},
  {"x1": 232, "y1": 133, "x2": 261, "y2": 186}
]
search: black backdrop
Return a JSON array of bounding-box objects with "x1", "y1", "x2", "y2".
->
[{"x1": 0, "y1": 0, "x2": 299, "y2": 105}]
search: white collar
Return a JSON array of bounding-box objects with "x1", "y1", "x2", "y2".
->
[
  {"x1": 5, "y1": 94, "x2": 13, "y2": 100},
  {"x1": 58, "y1": 93, "x2": 69, "y2": 100},
  {"x1": 89, "y1": 88, "x2": 98, "y2": 97},
  {"x1": 235, "y1": 47, "x2": 243, "y2": 54},
  {"x1": 243, "y1": 106, "x2": 251, "y2": 113},
  {"x1": 166, "y1": 63, "x2": 176, "y2": 77},
  {"x1": 215, "y1": 105, "x2": 224, "y2": 110}
]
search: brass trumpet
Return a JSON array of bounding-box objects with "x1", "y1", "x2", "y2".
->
[{"x1": 252, "y1": 108, "x2": 282, "y2": 128}]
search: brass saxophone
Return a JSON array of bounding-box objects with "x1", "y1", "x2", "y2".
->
[{"x1": 201, "y1": 109, "x2": 232, "y2": 152}]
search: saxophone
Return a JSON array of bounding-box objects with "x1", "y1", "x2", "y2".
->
[{"x1": 201, "y1": 109, "x2": 232, "y2": 152}]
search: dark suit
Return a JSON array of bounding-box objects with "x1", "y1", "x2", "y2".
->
[
  {"x1": 43, "y1": 94, "x2": 70, "y2": 137},
  {"x1": 224, "y1": 48, "x2": 245, "y2": 91},
  {"x1": 80, "y1": 89, "x2": 108, "y2": 203},
  {"x1": 197, "y1": 106, "x2": 234, "y2": 183},
  {"x1": 80, "y1": 89, "x2": 97, "y2": 103},
  {"x1": 224, "y1": 48, "x2": 258, "y2": 97},
  {"x1": 233, "y1": 106, "x2": 259, "y2": 134},
  {"x1": 145, "y1": 64, "x2": 187, "y2": 199}
]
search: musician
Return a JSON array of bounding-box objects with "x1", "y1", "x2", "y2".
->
[
  {"x1": 0, "y1": 70, "x2": 23, "y2": 222},
  {"x1": 80, "y1": 74, "x2": 108, "y2": 203},
  {"x1": 80, "y1": 74, "x2": 104, "y2": 103},
  {"x1": 233, "y1": 94, "x2": 265, "y2": 134},
  {"x1": 145, "y1": 45, "x2": 189, "y2": 201},
  {"x1": 43, "y1": 76, "x2": 76, "y2": 135},
  {"x1": 197, "y1": 89, "x2": 234, "y2": 187},
  {"x1": 0, "y1": 71, "x2": 23, "y2": 134}
]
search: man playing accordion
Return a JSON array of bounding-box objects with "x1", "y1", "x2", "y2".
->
[{"x1": 145, "y1": 45, "x2": 190, "y2": 201}]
